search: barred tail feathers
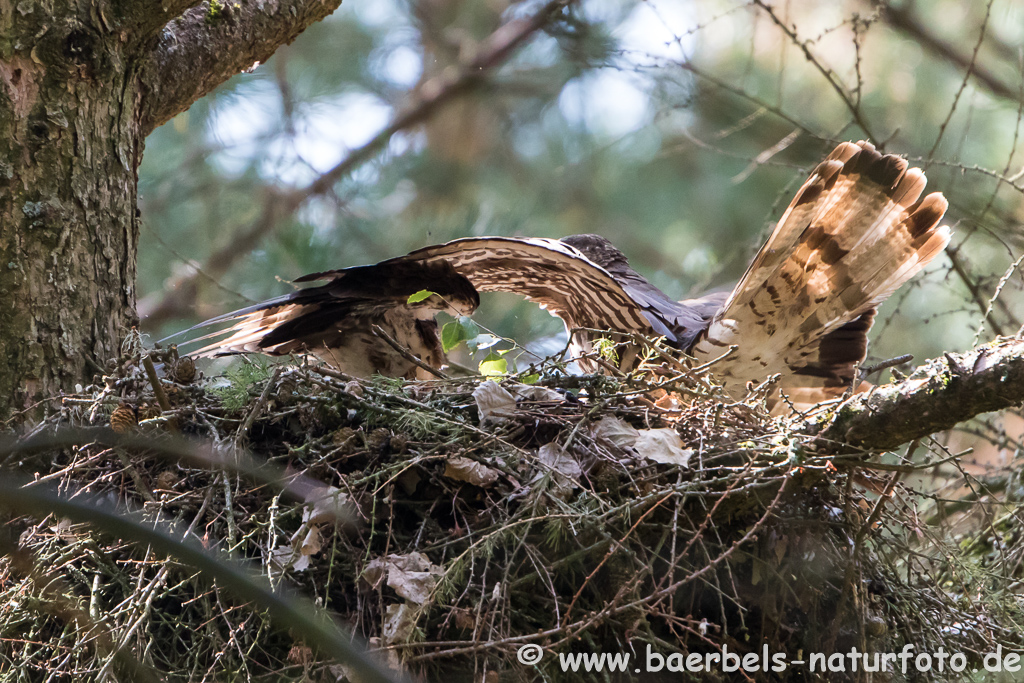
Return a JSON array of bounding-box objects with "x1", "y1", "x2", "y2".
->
[{"x1": 691, "y1": 141, "x2": 951, "y2": 401}]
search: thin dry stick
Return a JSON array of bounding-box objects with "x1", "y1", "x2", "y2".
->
[
  {"x1": 859, "y1": 353, "x2": 914, "y2": 379},
  {"x1": 651, "y1": 473, "x2": 790, "y2": 601},
  {"x1": 237, "y1": 366, "x2": 284, "y2": 442},
  {"x1": 948, "y1": 247, "x2": 1008, "y2": 337},
  {"x1": 752, "y1": 0, "x2": 876, "y2": 140},
  {"x1": 142, "y1": 354, "x2": 173, "y2": 414},
  {"x1": 880, "y1": 1, "x2": 1019, "y2": 103},
  {"x1": 972, "y1": 251, "x2": 1024, "y2": 346},
  {"x1": 371, "y1": 325, "x2": 449, "y2": 380},
  {"x1": 652, "y1": 457, "x2": 762, "y2": 595},
  {"x1": 560, "y1": 491, "x2": 674, "y2": 627},
  {"x1": 926, "y1": 0, "x2": 996, "y2": 159},
  {"x1": 854, "y1": 466, "x2": 905, "y2": 547}
]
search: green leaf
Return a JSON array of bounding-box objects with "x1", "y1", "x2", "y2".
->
[
  {"x1": 521, "y1": 372, "x2": 541, "y2": 385},
  {"x1": 457, "y1": 316, "x2": 479, "y2": 339},
  {"x1": 468, "y1": 333, "x2": 499, "y2": 352},
  {"x1": 478, "y1": 352, "x2": 508, "y2": 376},
  {"x1": 441, "y1": 320, "x2": 468, "y2": 353},
  {"x1": 442, "y1": 317, "x2": 481, "y2": 353},
  {"x1": 407, "y1": 289, "x2": 436, "y2": 304}
]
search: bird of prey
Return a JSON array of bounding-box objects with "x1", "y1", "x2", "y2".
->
[
  {"x1": 184, "y1": 260, "x2": 478, "y2": 380},
  {"x1": 183, "y1": 140, "x2": 949, "y2": 408},
  {"x1": 388, "y1": 140, "x2": 949, "y2": 404},
  {"x1": 383, "y1": 233, "x2": 728, "y2": 373},
  {"x1": 691, "y1": 140, "x2": 949, "y2": 406}
]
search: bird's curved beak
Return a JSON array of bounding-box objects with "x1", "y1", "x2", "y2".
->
[{"x1": 449, "y1": 298, "x2": 477, "y2": 317}]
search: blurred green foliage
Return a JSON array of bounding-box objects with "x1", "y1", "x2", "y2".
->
[{"x1": 139, "y1": 0, "x2": 1024, "y2": 370}]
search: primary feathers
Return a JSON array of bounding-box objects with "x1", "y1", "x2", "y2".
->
[{"x1": 185, "y1": 261, "x2": 478, "y2": 380}]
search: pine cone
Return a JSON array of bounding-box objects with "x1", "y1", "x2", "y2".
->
[
  {"x1": 366, "y1": 428, "x2": 391, "y2": 452},
  {"x1": 109, "y1": 405, "x2": 137, "y2": 433},
  {"x1": 138, "y1": 404, "x2": 163, "y2": 421},
  {"x1": 155, "y1": 470, "x2": 180, "y2": 490},
  {"x1": 172, "y1": 357, "x2": 196, "y2": 383}
]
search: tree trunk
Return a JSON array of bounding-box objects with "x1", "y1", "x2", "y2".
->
[
  {"x1": 0, "y1": 0, "x2": 343, "y2": 423},
  {"x1": 0, "y1": 10, "x2": 142, "y2": 420}
]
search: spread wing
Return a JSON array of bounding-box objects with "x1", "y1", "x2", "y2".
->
[
  {"x1": 294, "y1": 236, "x2": 721, "y2": 370},
  {"x1": 307, "y1": 236, "x2": 700, "y2": 352},
  {"x1": 176, "y1": 261, "x2": 479, "y2": 378},
  {"x1": 691, "y1": 140, "x2": 951, "y2": 406},
  {"x1": 397, "y1": 237, "x2": 730, "y2": 357},
  {"x1": 171, "y1": 140, "x2": 948, "y2": 403},
  {"x1": 390, "y1": 237, "x2": 657, "y2": 338}
]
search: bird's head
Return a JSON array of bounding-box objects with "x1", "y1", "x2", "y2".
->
[
  {"x1": 408, "y1": 288, "x2": 478, "y2": 319},
  {"x1": 402, "y1": 261, "x2": 480, "y2": 320},
  {"x1": 560, "y1": 233, "x2": 632, "y2": 273}
]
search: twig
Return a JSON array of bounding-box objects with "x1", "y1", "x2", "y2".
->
[
  {"x1": 561, "y1": 491, "x2": 674, "y2": 627},
  {"x1": 237, "y1": 366, "x2": 284, "y2": 442},
  {"x1": 142, "y1": 354, "x2": 173, "y2": 414},
  {"x1": 371, "y1": 325, "x2": 449, "y2": 380},
  {"x1": 753, "y1": 0, "x2": 876, "y2": 139},
  {"x1": 878, "y1": 1, "x2": 1020, "y2": 104},
  {"x1": 854, "y1": 461, "x2": 906, "y2": 547},
  {"x1": 692, "y1": 345, "x2": 737, "y2": 374},
  {"x1": 859, "y1": 354, "x2": 914, "y2": 379},
  {"x1": 730, "y1": 129, "x2": 801, "y2": 184},
  {"x1": 925, "y1": 0, "x2": 996, "y2": 158},
  {"x1": 972, "y1": 250, "x2": 1024, "y2": 346},
  {"x1": 947, "y1": 246, "x2": 1009, "y2": 337}
]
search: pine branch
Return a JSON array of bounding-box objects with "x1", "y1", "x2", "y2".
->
[
  {"x1": 139, "y1": 0, "x2": 343, "y2": 136},
  {"x1": 878, "y1": 2, "x2": 1021, "y2": 104},
  {"x1": 141, "y1": 0, "x2": 573, "y2": 325},
  {"x1": 813, "y1": 336, "x2": 1024, "y2": 451}
]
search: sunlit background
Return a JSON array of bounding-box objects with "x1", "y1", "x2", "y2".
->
[{"x1": 138, "y1": 0, "x2": 1024, "y2": 374}]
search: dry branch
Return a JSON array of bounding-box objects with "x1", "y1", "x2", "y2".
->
[
  {"x1": 140, "y1": 188, "x2": 289, "y2": 322},
  {"x1": 752, "y1": 0, "x2": 877, "y2": 140},
  {"x1": 878, "y1": 2, "x2": 1021, "y2": 104},
  {"x1": 4, "y1": 332, "x2": 1024, "y2": 678}
]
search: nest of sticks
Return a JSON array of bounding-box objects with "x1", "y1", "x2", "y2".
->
[{"x1": 1, "y1": 338, "x2": 1021, "y2": 682}]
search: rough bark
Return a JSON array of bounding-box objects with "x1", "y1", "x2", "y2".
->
[
  {"x1": 0, "y1": 0, "x2": 341, "y2": 422},
  {"x1": 140, "y1": 0, "x2": 343, "y2": 136},
  {"x1": 812, "y1": 336, "x2": 1024, "y2": 451},
  {"x1": 0, "y1": 3, "x2": 145, "y2": 419}
]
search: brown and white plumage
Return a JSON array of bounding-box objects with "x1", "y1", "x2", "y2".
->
[
  {"x1": 379, "y1": 236, "x2": 723, "y2": 370},
  {"x1": 688, "y1": 140, "x2": 950, "y2": 404},
  {"x1": 384, "y1": 141, "x2": 949, "y2": 406},
  {"x1": 181, "y1": 261, "x2": 479, "y2": 380},
  {"x1": 182, "y1": 236, "x2": 715, "y2": 377},
  {"x1": 391, "y1": 140, "x2": 949, "y2": 406},
  {"x1": 181, "y1": 140, "x2": 949, "y2": 409}
]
